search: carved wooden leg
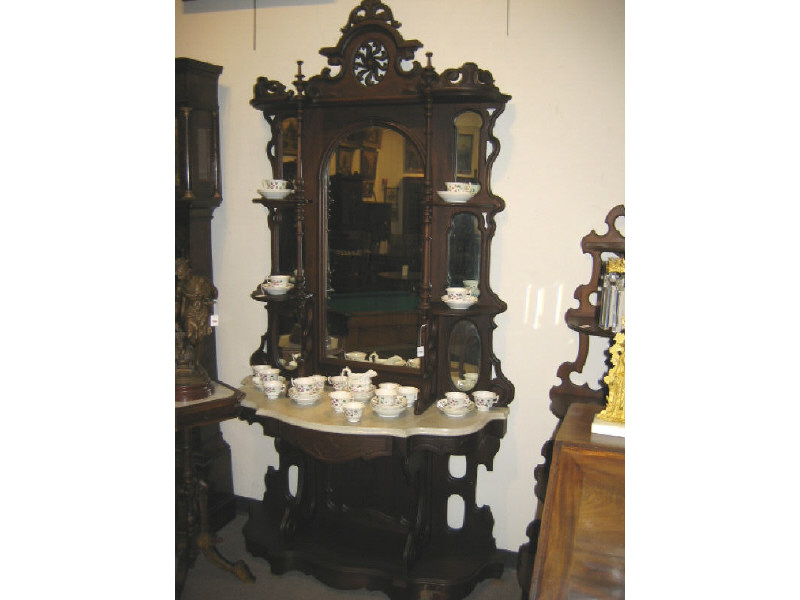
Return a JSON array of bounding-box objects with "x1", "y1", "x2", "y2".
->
[{"x1": 196, "y1": 479, "x2": 256, "y2": 583}]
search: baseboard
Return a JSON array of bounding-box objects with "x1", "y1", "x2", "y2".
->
[{"x1": 234, "y1": 494, "x2": 261, "y2": 515}]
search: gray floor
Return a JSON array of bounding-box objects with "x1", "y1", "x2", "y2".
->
[{"x1": 181, "y1": 512, "x2": 524, "y2": 600}]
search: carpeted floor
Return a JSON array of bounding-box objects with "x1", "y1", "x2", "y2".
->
[{"x1": 180, "y1": 512, "x2": 524, "y2": 600}]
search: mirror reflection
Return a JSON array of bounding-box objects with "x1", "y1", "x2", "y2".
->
[
  {"x1": 454, "y1": 111, "x2": 481, "y2": 181},
  {"x1": 275, "y1": 313, "x2": 301, "y2": 370},
  {"x1": 281, "y1": 117, "x2": 298, "y2": 181},
  {"x1": 447, "y1": 213, "x2": 481, "y2": 288},
  {"x1": 449, "y1": 320, "x2": 481, "y2": 390},
  {"x1": 324, "y1": 126, "x2": 424, "y2": 368}
]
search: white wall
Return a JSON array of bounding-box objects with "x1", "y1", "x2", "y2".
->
[{"x1": 176, "y1": 0, "x2": 624, "y2": 553}]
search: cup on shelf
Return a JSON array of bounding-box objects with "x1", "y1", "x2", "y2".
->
[
  {"x1": 291, "y1": 376, "x2": 317, "y2": 394},
  {"x1": 328, "y1": 375, "x2": 348, "y2": 391},
  {"x1": 398, "y1": 386, "x2": 419, "y2": 408},
  {"x1": 472, "y1": 390, "x2": 498, "y2": 411},
  {"x1": 329, "y1": 390, "x2": 353, "y2": 413},
  {"x1": 445, "y1": 287, "x2": 471, "y2": 301},
  {"x1": 268, "y1": 274, "x2": 291, "y2": 286},
  {"x1": 262, "y1": 179, "x2": 288, "y2": 190},
  {"x1": 345, "y1": 351, "x2": 368, "y2": 361},
  {"x1": 374, "y1": 388, "x2": 398, "y2": 406},
  {"x1": 445, "y1": 181, "x2": 480, "y2": 195},
  {"x1": 343, "y1": 401, "x2": 365, "y2": 423},
  {"x1": 311, "y1": 374, "x2": 326, "y2": 391},
  {"x1": 444, "y1": 391, "x2": 469, "y2": 408},
  {"x1": 263, "y1": 380, "x2": 286, "y2": 400}
]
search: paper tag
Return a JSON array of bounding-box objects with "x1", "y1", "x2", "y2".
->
[
  {"x1": 417, "y1": 346, "x2": 424, "y2": 357},
  {"x1": 209, "y1": 315, "x2": 219, "y2": 327}
]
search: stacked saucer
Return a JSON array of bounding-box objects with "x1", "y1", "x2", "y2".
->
[
  {"x1": 435, "y1": 398, "x2": 476, "y2": 417},
  {"x1": 288, "y1": 387, "x2": 322, "y2": 406},
  {"x1": 442, "y1": 295, "x2": 478, "y2": 309},
  {"x1": 371, "y1": 396, "x2": 407, "y2": 418}
]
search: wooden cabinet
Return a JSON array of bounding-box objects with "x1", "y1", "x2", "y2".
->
[
  {"x1": 175, "y1": 57, "x2": 236, "y2": 536},
  {"x1": 238, "y1": 380, "x2": 509, "y2": 600},
  {"x1": 528, "y1": 403, "x2": 624, "y2": 600},
  {"x1": 241, "y1": 3, "x2": 514, "y2": 598}
]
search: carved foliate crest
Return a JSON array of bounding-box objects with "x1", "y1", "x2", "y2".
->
[{"x1": 341, "y1": 0, "x2": 401, "y2": 32}]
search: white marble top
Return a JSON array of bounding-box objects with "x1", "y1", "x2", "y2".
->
[{"x1": 239, "y1": 379, "x2": 508, "y2": 438}]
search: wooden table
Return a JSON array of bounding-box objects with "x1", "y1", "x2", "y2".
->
[
  {"x1": 175, "y1": 381, "x2": 255, "y2": 596},
  {"x1": 528, "y1": 403, "x2": 625, "y2": 599},
  {"x1": 238, "y1": 379, "x2": 509, "y2": 600}
]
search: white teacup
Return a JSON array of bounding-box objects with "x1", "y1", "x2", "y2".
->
[
  {"x1": 311, "y1": 374, "x2": 326, "y2": 391},
  {"x1": 263, "y1": 179, "x2": 288, "y2": 190},
  {"x1": 444, "y1": 391, "x2": 469, "y2": 407},
  {"x1": 472, "y1": 390, "x2": 498, "y2": 411},
  {"x1": 252, "y1": 375, "x2": 265, "y2": 390},
  {"x1": 264, "y1": 380, "x2": 286, "y2": 399},
  {"x1": 329, "y1": 390, "x2": 352, "y2": 413},
  {"x1": 398, "y1": 386, "x2": 419, "y2": 407},
  {"x1": 445, "y1": 181, "x2": 480, "y2": 195},
  {"x1": 292, "y1": 376, "x2": 316, "y2": 394},
  {"x1": 345, "y1": 351, "x2": 367, "y2": 361},
  {"x1": 463, "y1": 279, "x2": 479, "y2": 289},
  {"x1": 374, "y1": 388, "x2": 398, "y2": 405},
  {"x1": 252, "y1": 364, "x2": 274, "y2": 375},
  {"x1": 328, "y1": 375, "x2": 348, "y2": 391},
  {"x1": 257, "y1": 367, "x2": 282, "y2": 383},
  {"x1": 343, "y1": 401, "x2": 364, "y2": 423},
  {"x1": 268, "y1": 274, "x2": 291, "y2": 285},
  {"x1": 378, "y1": 382, "x2": 400, "y2": 392},
  {"x1": 348, "y1": 380, "x2": 373, "y2": 393},
  {"x1": 446, "y1": 287, "x2": 470, "y2": 301}
]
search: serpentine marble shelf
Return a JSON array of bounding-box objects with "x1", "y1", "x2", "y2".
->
[{"x1": 239, "y1": 379, "x2": 508, "y2": 438}]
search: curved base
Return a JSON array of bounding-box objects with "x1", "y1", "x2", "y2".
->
[{"x1": 243, "y1": 504, "x2": 504, "y2": 600}]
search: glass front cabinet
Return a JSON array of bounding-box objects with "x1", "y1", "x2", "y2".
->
[{"x1": 240, "y1": 2, "x2": 515, "y2": 598}]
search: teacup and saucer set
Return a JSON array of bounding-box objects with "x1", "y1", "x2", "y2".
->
[
  {"x1": 436, "y1": 392, "x2": 476, "y2": 417},
  {"x1": 288, "y1": 376, "x2": 323, "y2": 406},
  {"x1": 441, "y1": 286, "x2": 478, "y2": 310},
  {"x1": 436, "y1": 181, "x2": 480, "y2": 204},
  {"x1": 258, "y1": 179, "x2": 293, "y2": 201},
  {"x1": 261, "y1": 274, "x2": 294, "y2": 296},
  {"x1": 369, "y1": 385, "x2": 408, "y2": 418}
]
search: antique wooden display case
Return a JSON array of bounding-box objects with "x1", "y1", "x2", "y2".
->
[
  {"x1": 517, "y1": 204, "x2": 625, "y2": 597},
  {"x1": 242, "y1": 2, "x2": 514, "y2": 598}
]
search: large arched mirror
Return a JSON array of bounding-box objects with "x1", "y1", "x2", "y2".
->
[{"x1": 323, "y1": 125, "x2": 424, "y2": 368}]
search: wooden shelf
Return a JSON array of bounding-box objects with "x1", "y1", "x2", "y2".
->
[{"x1": 564, "y1": 314, "x2": 616, "y2": 338}]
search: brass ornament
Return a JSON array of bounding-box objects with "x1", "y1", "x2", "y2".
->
[
  {"x1": 606, "y1": 257, "x2": 625, "y2": 274},
  {"x1": 596, "y1": 328, "x2": 625, "y2": 424},
  {"x1": 175, "y1": 258, "x2": 218, "y2": 401}
]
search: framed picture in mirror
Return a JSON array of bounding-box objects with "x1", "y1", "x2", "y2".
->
[
  {"x1": 403, "y1": 138, "x2": 423, "y2": 174},
  {"x1": 457, "y1": 133, "x2": 474, "y2": 176}
]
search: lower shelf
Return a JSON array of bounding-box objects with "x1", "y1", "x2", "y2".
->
[{"x1": 243, "y1": 501, "x2": 505, "y2": 600}]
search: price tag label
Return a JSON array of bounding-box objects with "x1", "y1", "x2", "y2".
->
[
  {"x1": 417, "y1": 346, "x2": 424, "y2": 357},
  {"x1": 209, "y1": 315, "x2": 219, "y2": 327}
]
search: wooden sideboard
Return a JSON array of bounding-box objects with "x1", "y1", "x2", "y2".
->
[
  {"x1": 238, "y1": 379, "x2": 509, "y2": 600},
  {"x1": 528, "y1": 403, "x2": 624, "y2": 600}
]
